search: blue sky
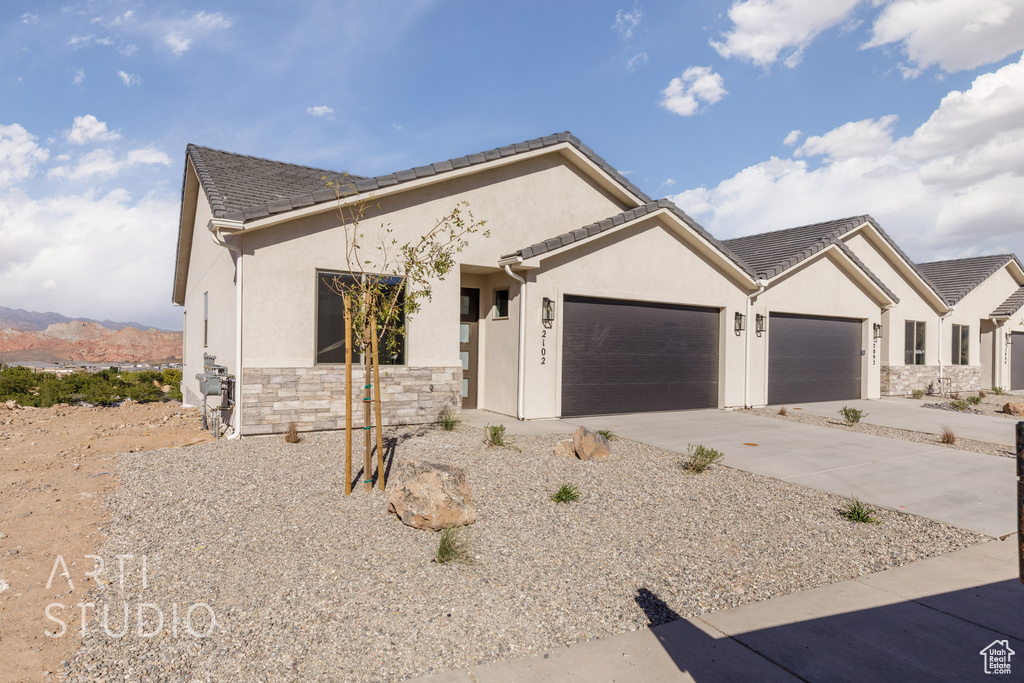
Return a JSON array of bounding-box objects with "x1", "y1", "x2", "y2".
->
[{"x1": 2, "y1": 0, "x2": 1024, "y2": 330}]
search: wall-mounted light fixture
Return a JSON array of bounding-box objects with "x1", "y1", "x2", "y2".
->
[
  {"x1": 1006, "y1": 332, "x2": 1013, "y2": 345},
  {"x1": 542, "y1": 297, "x2": 555, "y2": 325},
  {"x1": 734, "y1": 312, "x2": 746, "y2": 334},
  {"x1": 873, "y1": 323, "x2": 883, "y2": 340},
  {"x1": 755, "y1": 314, "x2": 766, "y2": 336}
]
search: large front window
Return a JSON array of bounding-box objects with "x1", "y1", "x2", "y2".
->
[
  {"x1": 904, "y1": 320, "x2": 925, "y2": 365},
  {"x1": 951, "y1": 324, "x2": 969, "y2": 365},
  {"x1": 316, "y1": 271, "x2": 405, "y2": 365}
]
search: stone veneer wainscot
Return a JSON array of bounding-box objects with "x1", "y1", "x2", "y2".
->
[
  {"x1": 880, "y1": 364, "x2": 982, "y2": 396},
  {"x1": 241, "y1": 365, "x2": 461, "y2": 436}
]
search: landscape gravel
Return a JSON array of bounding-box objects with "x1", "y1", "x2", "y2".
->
[
  {"x1": 64, "y1": 425, "x2": 986, "y2": 682},
  {"x1": 748, "y1": 407, "x2": 1014, "y2": 458}
]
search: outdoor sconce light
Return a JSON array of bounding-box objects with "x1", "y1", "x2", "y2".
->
[
  {"x1": 755, "y1": 314, "x2": 766, "y2": 335},
  {"x1": 734, "y1": 312, "x2": 746, "y2": 334},
  {"x1": 542, "y1": 297, "x2": 555, "y2": 324},
  {"x1": 1006, "y1": 332, "x2": 1013, "y2": 345},
  {"x1": 873, "y1": 323, "x2": 883, "y2": 340}
]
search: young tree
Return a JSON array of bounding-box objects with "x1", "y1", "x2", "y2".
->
[{"x1": 323, "y1": 175, "x2": 488, "y2": 492}]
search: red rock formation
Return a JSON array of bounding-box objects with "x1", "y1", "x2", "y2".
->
[{"x1": 0, "y1": 323, "x2": 182, "y2": 363}]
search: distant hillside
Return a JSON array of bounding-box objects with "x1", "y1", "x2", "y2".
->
[
  {"x1": 0, "y1": 305, "x2": 174, "y2": 333},
  {"x1": 0, "y1": 320, "x2": 182, "y2": 364}
]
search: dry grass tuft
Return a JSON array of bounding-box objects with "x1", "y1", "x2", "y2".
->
[
  {"x1": 285, "y1": 422, "x2": 301, "y2": 444},
  {"x1": 940, "y1": 425, "x2": 956, "y2": 445}
]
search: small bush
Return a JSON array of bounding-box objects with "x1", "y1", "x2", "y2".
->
[
  {"x1": 949, "y1": 399, "x2": 969, "y2": 412},
  {"x1": 438, "y1": 406, "x2": 458, "y2": 431},
  {"x1": 778, "y1": 405, "x2": 788, "y2": 416},
  {"x1": 484, "y1": 423, "x2": 506, "y2": 447},
  {"x1": 682, "y1": 443, "x2": 724, "y2": 473},
  {"x1": 435, "y1": 527, "x2": 472, "y2": 565},
  {"x1": 940, "y1": 425, "x2": 956, "y2": 445},
  {"x1": 911, "y1": 389, "x2": 925, "y2": 399},
  {"x1": 842, "y1": 496, "x2": 879, "y2": 523},
  {"x1": 978, "y1": 389, "x2": 987, "y2": 399},
  {"x1": 284, "y1": 422, "x2": 301, "y2": 443},
  {"x1": 550, "y1": 483, "x2": 580, "y2": 504},
  {"x1": 993, "y1": 386, "x2": 1006, "y2": 396},
  {"x1": 967, "y1": 395, "x2": 982, "y2": 405},
  {"x1": 596, "y1": 428, "x2": 617, "y2": 441},
  {"x1": 950, "y1": 391, "x2": 960, "y2": 400},
  {"x1": 839, "y1": 406, "x2": 867, "y2": 425}
]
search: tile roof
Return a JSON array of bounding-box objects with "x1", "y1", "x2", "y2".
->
[
  {"x1": 991, "y1": 286, "x2": 1024, "y2": 318},
  {"x1": 500, "y1": 199, "x2": 755, "y2": 278},
  {"x1": 916, "y1": 255, "x2": 1021, "y2": 306},
  {"x1": 186, "y1": 132, "x2": 650, "y2": 222}
]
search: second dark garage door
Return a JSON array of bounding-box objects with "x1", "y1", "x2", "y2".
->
[
  {"x1": 768, "y1": 313, "x2": 863, "y2": 405},
  {"x1": 561, "y1": 296, "x2": 719, "y2": 417}
]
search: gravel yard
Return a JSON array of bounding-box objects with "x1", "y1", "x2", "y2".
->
[
  {"x1": 65, "y1": 425, "x2": 985, "y2": 682},
  {"x1": 920, "y1": 392, "x2": 1024, "y2": 420},
  {"x1": 747, "y1": 406, "x2": 1014, "y2": 458}
]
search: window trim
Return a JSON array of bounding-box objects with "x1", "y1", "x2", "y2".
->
[
  {"x1": 951, "y1": 323, "x2": 970, "y2": 365},
  {"x1": 904, "y1": 320, "x2": 925, "y2": 365},
  {"x1": 493, "y1": 288, "x2": 510, "y2": 320},
  {"x1": 315, "y1": 269, "x2": 407, "y2": 366}
]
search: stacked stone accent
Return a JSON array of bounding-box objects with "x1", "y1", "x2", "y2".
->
[
  {"x1": 241, "y1": 365, "x2": 461, "y2": 436},
  {"x1": 880, "y1": 364, "x2": 982, "y2": 396}
]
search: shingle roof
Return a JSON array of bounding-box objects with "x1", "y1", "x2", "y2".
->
[
  {"x1": 992, "y1": 286, "x2": 1024, "y2": 318},
  {"x1": 916, "y1": 255, "x2": 1021, "y2": 306},
  {"x1": 500, "y1": 198, "x2": 755, "y2": 278},
  {"x1": 186, "y1": 132, "x2": 650, "y2": 222}
]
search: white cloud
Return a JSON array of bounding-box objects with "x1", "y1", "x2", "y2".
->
[
  {"x1": 48, "y1": 147, "x2": 171, "y2": 181},
  {"x1": 625, "y1": 52, "x2": 648, "y2": 73},
  {"x1": 68, "y1": 35, "x2": 114, "y2": 49},
  {"x1": 613, "y1": 5, "x2": 643, "y2": 40},
  {"x1": 117, "y1": 71, "x2": 142, "y2": 87},
  {"x1": 22, "y1": 13, "x2": 39, "y2": 24},
  {"x1": 783, "y1": 129, "x2": 802, "y2": 145},
  {"x1": 711, "y1": 0, "x2": 863, "y2": 68},
  {"x1": 72, "y1": 69, "x2": 85, "y2": 85},
  {"x1": 0, "y1": 124, "x2": 49, "y2": 189},
  {"x1": 864, "y1": 0, "x2": 1024, "y2": 74},
  {"x1": 307, "y1": 105, "x2": 334, "y2": 117},
  {"x1": 662, "y1": 178, "x2": 676, "y2": 187},
  {"x1": 659, "y1": 67, "x2": 728, "y2": 116},
  {"x1": 164, "y1": 32, "x2": 192, "y2": 55},
  {"x1": 112, "y1": 10, "x2": 134, "y2": 25},
  {"x1": 163, "y1": 11, "x2": 233, "y2": 55},
  {"x1": 64, "y1": 115, "x2": 120, "y2": 145},
  {"x1": 671, "y1": 53, "x2": 1024, "y2": 258}
]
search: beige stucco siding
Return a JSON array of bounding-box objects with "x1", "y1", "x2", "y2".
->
[
  {"x1": 748, "y1": 251, "x2": 884, "y2": 405},
  {"x1": 239, "y1": 153, "x2": 632, "y2": 370},
  {"x1": 181, "y1": 183, "x2": 238, "y2": 406},
  {"x1": 521, "y1": 216, "x2": 752, "y2": 417},
  {"x1": 945, "y1": 267, "x2": 1024, "y2": 388}
]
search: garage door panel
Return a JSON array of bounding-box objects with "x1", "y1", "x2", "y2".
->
[
  {"x1": 1011, "y1": 333, "x2": 1024, "y2": 390},
  {"x1": 561, "y1": 296, "x2": 719, "y2": 417},
  {"x1": 768, "y1": 313, "x2": 862, "y2": 405}
]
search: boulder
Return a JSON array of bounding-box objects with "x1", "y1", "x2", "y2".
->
[
  {"x1": 572, "y1": 426, "x2": 611, "y2": 461},
  {"x1": 553, "y1": 440, "x2": 576, "y2": 457},
  {"x1": 1003, "y1": 402, "x2": 1024, "y2": 416},
  {"x1": 386, "y1": 459, "x2": 476, "y2": 531}
]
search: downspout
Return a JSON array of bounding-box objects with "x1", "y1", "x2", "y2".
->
[
  {"x1": 938, "y1": 307, "x2": 954, "y2": 393},
  {"x1": 503, "y1": 260, "x2": 527, "y2": 421},
  {"x1": 744, "y1": 280, "x2": 766, "y2": 408},
  {"x1": 209, "y1": 219, "x2": 244, "y2": 439},
  {"x1": 989, "y1": 317, "x2": 1003, "y2": 390}
]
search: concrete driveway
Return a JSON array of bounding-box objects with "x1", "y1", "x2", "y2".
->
[
  {"x1": 782, "y1": 397, "x2": 1018, "y2": 448},
  {"x1": 569, "y1": 410, "x2": 1016, "y2": 538}
]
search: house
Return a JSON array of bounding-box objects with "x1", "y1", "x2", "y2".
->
[{"x1": 172, "y1": 132, "x2": 1024, "y2": 437}]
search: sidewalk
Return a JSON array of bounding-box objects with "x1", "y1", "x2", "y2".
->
[{"x1": 412, "y1": 539, "x2": 1022, "y2": 682}]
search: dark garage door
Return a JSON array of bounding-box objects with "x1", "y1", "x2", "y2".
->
[
  {"x1": 768, "y1": 313, "x2": 862, "y2": 405},
  {"x1": 561, "y1": 296, "x2": 719, "y2": 417},
  {"x1": 1011, "y1": 332, "x2": 1024, "y2": 390}
]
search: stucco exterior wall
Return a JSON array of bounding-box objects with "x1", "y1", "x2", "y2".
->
[
  {"x1": 181, "y1": 183, "x2": 238, "y2": 412},
  {"x1": 945, "y1": 267, "x2": 1024, "y2": 389},
  {"x1": 748, "y1": 251, "x2": 884, "y2": 405}
]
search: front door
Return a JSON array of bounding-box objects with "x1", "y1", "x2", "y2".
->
[{"x1": 460, "y1": 288, "x2": 480, "y2": 409}]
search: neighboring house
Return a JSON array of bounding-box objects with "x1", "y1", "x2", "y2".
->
[
  {"x1": 917, "y1": 255, "x2": 1024, "y2": 392},
  {"x1": 172, "y1": 132, "x2": 1024, "y2": 436}
]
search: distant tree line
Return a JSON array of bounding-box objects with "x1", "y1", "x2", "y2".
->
[{"x1": 0, "y1": 366, "x2": 183, "y2": 407}]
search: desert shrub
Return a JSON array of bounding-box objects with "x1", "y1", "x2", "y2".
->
[
  {"x1": 978, "y1": 389, "x2": 987, "y2": 399},
  {"x1": 550, "y1": 483, "x2": 580, "y2": 504},
  {"x1": 911, "y1": 389, "x2": 925, "y2": 399},
  {"x1": 949, "y1": 399, "x2": 969, "y2": 412},
  {"x1": 596, "y1": 429, "x2": 617, "y2": 441},
  {"x1": 966, "y1": 395, "x2": 982, "y2": 405},
  {"x1": 993, "y1": 386, "x2": 1006, "y2": 396},
  {"x1": 950, "y1": 391, "x2": 960, "y2": 400},
  {"x1": 778, "y1": 405, "x2": 788, "y2": 416},
  {"x1": 126, "y1": 382, "x2": 164, "y2": 403},
  {"x1": 284, "y1": 422, "x2": 301, "y2": 443},
  {"x1": 484, "y1": 423, "x2": 506, "y2": 447},
  {"x1": 161, "y1": 368, "x2": 183, "y2": 386},
  {"x1": 839, "y1": 406, "x2": 867, "y2": 425},
  {"x1": 435, "y1": 527, "x2": 472, "y2": 564},
  {"x1": 842, "y1": 496, "x2": 879, "y2": 523},
  {"x1": 682, "y1": 443, "x2": 723, "y2": 473},
  {"x1": 940, "y1": 425, "x2": 956, "y2": 445},
  {"x1": 438, "y1": 406, "x2": 458, "y2": 431}
]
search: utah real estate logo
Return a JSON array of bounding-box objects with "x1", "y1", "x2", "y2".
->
[{"x1": 979, "y1": 640, "x2": 1015, "y2": 675}]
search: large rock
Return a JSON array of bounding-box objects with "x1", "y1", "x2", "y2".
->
[
  {"x1": 572, "y1": 426, "x2": 611, "y2": 461},
  {"x1": 553, "y1": 440, "x2": 576, "y2": 458},
  {"x1": 1003, "y1": 402, "x2": 1024, "y2": 416},
  {"x1": 386, "y1": 459, "x2": 476, "y2": 531}
]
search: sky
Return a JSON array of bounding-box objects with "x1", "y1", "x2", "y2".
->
[{"x1": 2, "y1": 0, "x2": 1024, "y2": 331}]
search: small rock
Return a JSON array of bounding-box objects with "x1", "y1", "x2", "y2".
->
[
  {"x1": 386, "y1": 459, "x2": 476, "y2": 531},
  {"x1": 573, "y1": 426, "x2": 611, "y2": 461},
  {"x1": 553, "y1": 440, "x2": 575, "y2": 458}
]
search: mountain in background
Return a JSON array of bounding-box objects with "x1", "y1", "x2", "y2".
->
[
  {"x1": 0, "y1": 305, "x2": 176, "y2": 333},
  {"x1": 0, "y1": 312, "x2": 182, "y2": 364}
]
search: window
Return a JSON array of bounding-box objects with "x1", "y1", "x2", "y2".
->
[
  {"x1": 316, "y1": 270, "x2": 405, "y2": 365},
  {"x1": 493, "y1": 289, "x2": 509, "y2": 319},
  {"x1": 904, "y1": 320, "x2": 925, "y2": 365},
  {"x1": 952, "y1": 324, "x2": 969, "y2": 365},
  {"x1": 203, "y1": 292, "x2": 208, "y2": 348}
]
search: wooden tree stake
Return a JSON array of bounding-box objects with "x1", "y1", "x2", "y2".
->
[
  {"x1": 370, "y1": 313, "x2": 386, "y2": 491},
  {"x1": 344, "y1": 295, "x2": 353, "y2": 495},
  {"x1": 363, "y1": 291, "x2": 373, "y2": 492}
]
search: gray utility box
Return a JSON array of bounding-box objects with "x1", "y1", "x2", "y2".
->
[{"x1": 196, "y1": 353, "x2": 234, "y2": 398}]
